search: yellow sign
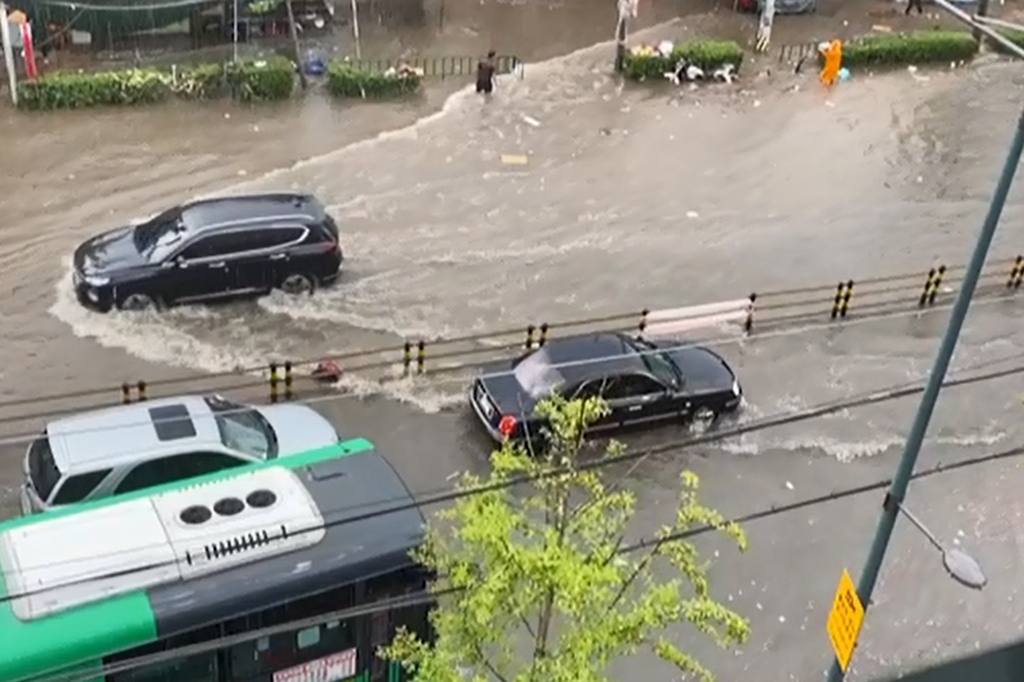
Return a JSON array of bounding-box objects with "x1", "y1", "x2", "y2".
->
[{"x1": 827, "y1": 568, "x2": 865, "y2": 671}]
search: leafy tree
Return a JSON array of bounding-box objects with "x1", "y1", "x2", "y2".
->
[{"x1": 383, "y1": 395, "x2": 750, "y2": 682}]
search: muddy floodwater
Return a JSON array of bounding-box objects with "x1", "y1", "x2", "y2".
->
[{"x1": 3, "y1": 2, "x2": 1024, "y2": 679}]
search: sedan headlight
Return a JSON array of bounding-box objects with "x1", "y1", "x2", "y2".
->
[
  {"x1": 732, "y1": 379, "x2": 741, "y2": 396},
  {"x1": 83, "y1": 275, "x2": 110, "y2": 287}
]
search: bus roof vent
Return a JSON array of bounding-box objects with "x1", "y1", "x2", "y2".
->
[
  {"x1": 149, "y1": 466, "x2": 326, "y2": 580},
  {"x1": 0, "y1": 467, "x2": 325, "y2": 622}
]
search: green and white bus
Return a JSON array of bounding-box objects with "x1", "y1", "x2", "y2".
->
[{"x1": 0, "y1": 438, "x2": 434, "y2": 682}]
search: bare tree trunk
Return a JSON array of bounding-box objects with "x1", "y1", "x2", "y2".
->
[{"x1": 284, "y1": 0, "x2": 308, "y2": 89}]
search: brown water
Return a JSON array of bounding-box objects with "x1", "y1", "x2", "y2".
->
[{"x1": 2, "y1": 3, "x2": 1024, "y2": 679}]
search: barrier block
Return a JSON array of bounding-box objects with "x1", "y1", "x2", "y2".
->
[{"x1": 643, "y1": 299, "x2": 752, "y2": 337}]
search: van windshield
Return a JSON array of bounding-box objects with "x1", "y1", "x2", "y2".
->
[{"x1": 28, "y1": 434, "x2": 62, "y2": 502}]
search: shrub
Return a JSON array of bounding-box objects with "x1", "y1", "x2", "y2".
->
[
  {"x1": 18, "y1": 69, "x2": 171, "y2": 110},
  {"x1": 833, "y1": 30, "x2": 978, "y2": 68},
  {"x1": 225, "y1": 56, "x2": 296, "y2": 101},
  {"x1": 325, "y1": 62, "x2": 422, "y2": 99},
  {"x1": 16, "y1": 57, "x2": 295, "y2": 110},
  {"x1": 623, "y1": 40, "x2": 745, "y2": 82}
]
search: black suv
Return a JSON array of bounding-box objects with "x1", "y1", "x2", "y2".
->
[{"x1": 72, "y1": 193, "x2": 343, "y2": 311}]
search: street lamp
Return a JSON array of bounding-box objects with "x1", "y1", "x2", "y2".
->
[{"x1": 892, "y1": 498, "x2": 987, "y2": 590}]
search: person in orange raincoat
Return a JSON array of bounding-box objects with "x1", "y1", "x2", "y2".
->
[{"x1": 821, "y1": 39, "x2": 843, "y2": 86}]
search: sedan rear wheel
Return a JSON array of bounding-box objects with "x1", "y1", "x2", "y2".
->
[
  {"x1": 118, "y1": 293, "x2": 157, "y2": 312},
  {"x1": 280, "y1": 273, "x2": 316, "y2": 296}
]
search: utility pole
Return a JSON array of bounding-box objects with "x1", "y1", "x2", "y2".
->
[
  {"x1": 0, "y1": 1, "x2": 17, "y2": 106},
  {"x1": 614, "y1": 0, "x2": 629, "y2": 72},
  {"x1": 284, "y1": 0, "x2": 307, "y2": 89},
  {"x1": 975, "y1": 0, "x2": 990, "y2": 43},
  {"x1": 824, "y1": 5, "x2": 1024, "y2": 681},
  {"x1": 232, "y1": 0, "x2": 239, "y2": 63},
  {"x1": 349, "y1": 0, "x2": 361, "y2": 59}
]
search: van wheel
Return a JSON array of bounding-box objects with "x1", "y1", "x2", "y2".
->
[
  {"x1": 280, "y1": 273, "x2": 316, "y2": 296},
  {"x1": 118, "y1": 293, "x2": 157, "y2": 311}
]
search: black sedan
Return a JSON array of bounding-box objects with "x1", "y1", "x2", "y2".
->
[
  {"x1": 72, "y1": 193, "x2": 342, "y2": 312},
  {"x1": 469, "y1": 332, "x2": 742, "y2": 443}
]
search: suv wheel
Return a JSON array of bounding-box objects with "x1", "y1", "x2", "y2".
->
[
  {"x1": 118, "y1": 293, "x2": 158, "y2": 311},
  {"x1": 280, "y1": 273, "x2": 316, "y2": 296}
]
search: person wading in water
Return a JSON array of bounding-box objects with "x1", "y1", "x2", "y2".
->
[{"x1": 476, "y1": 50, "x2": 497, "y2": 95}]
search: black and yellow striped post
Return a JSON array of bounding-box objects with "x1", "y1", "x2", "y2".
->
[
  {"x1": 744, "y1": 293, "x2": 756, "y2": 333},
  {"x1": 121, "y1": 382, "x2": 131, "y2": 404},
  {"x1": 1009, "y1": 255, "x2": 1024, "y2": 289},
  {"x1": 402, "y1": 342, "x2": 412, "y2": 376},
  {"x1": 928, "y1": 265, "x2": 946, "y2": 306},
  {"x1": 416, "y1": 340, "x2": 426, "y2": 375},
  {"x1": 839, "y1": 280, "x2": 853, "y2": 318},
  {"x1": 136, "y1": 380, "x2": 147, "y2": 402},
  {"x1": 919, "y1": 267, "x2": 937, "y2": 307},
  {"x1": 638, "y1": 309, "x2": 649, "y2": 337},
  {"x1": 538, "y1": 323, "x2": 549, "y2": 347},
  {"x1": 830, "y1": 281, "x2": 854, "y2": 319},
  {"x1": 525, "y1": 325, "x2": 535, "y2": 350},
  {"x1": 284, "y1": 361, "x2": 294, "y2": 401},
  {"x1": 919, "y1": 266, "x2": 948, "y2": 307},
  {"x1": 269, "y1": 362, "x2": 279, "y2": 404}
]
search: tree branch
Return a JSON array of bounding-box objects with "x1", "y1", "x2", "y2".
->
[
  {"x1": 475, "y1": 643, "x2": 511, "y2": 682},
  {"x1": 604, "y1": 535, "x2": 668, "y2": 616}
]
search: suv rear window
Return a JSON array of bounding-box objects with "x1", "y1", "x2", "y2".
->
[{"x1": 28, "y1": 435, "x2": 62, "y2": 502}]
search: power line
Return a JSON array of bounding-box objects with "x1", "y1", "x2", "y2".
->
[
  {"x1": 32, "y1": 439, "x2": 1024, "y2": 682},
  {"x1": 0, "y1": 291, "x2": 1017, "y2": 442},
  {"x1": 3, "y1": 355, "x2": 1022, "y2": 593},
  {"x1": 2, "y1": 259, "x2": 1019, "y2": 414}
]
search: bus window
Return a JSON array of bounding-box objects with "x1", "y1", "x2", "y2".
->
[
  {"x1": 227, "y1": 584, "x2": 356, "y2": 682},
  {"x1": 104, "y1": 626, "x2": 219, "y2": 682}
]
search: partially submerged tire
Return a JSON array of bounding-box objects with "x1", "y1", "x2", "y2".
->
[
  {"x1": 118, "y1": 293, "x2": 157, "y2": 312},
  {"x1": 280, "y1": 273, "x2": 316, "y2": 296},
  {"x1": 691, "y1": 406, "x2": 718, "y2": 434}
]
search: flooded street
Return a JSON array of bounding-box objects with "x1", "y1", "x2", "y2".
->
[{"x1": 3, "y1": 1, "x2": 1024, "y2": 678}]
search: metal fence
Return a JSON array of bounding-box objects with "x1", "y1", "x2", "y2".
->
[
  {"x1": 336, "y1": 53, "x2": 523, "y2": 79},
  {"x1": 777, "y1": 41, "x2": 819, "y2": 63}
]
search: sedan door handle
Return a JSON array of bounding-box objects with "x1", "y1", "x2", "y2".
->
[
  {"x1": 627, "y1": 405, "x2": 643, "y2": 412},
  {"x1": 208, "y1": 261, "x2": 226, "y2": 269},
  {"x1": 269, "y1": 253, "x2": 288, "y2": 261}
]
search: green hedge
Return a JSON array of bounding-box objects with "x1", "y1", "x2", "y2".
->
[
  {"x1": 623, "y1": 40, "x2": 744, "y2": 82},
  {"x1": 325, "y1": 62, "x2": 422, "y2": 99},
  {"x1": 990, "y1": 29, "x2": 1024, "y2": 55},
  {"x1": 17, "y1": 56, "x2": 295, "y2": 111},
  {"x1": 828, "y1": 30, "x2": 979, "y2": 68}
]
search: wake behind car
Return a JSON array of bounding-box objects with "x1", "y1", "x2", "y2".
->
[
  {"x1": 469, "y1": 332, "x2": 742, "y2": 443},
  {"x1": 72, "y1": 193, "x2": 342, "y2": 311},
  {"x1": 20, "y1": 393, "x2": 342, "y2": 514}
]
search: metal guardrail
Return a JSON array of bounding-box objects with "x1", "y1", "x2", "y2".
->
[{"x1": 336, "y1": 54, "x2": 524, "y2": 80}]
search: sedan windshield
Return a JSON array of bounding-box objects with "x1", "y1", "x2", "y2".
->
[
  {"x1": 513, "y1": 348, "x2": 565, "y2": 399},
  {"x1": 204, "y1": 396, "x2": 278, "y2": 459},
  {"x1": 633, "y1": 339, "x2": 682, "y2": 389}
]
